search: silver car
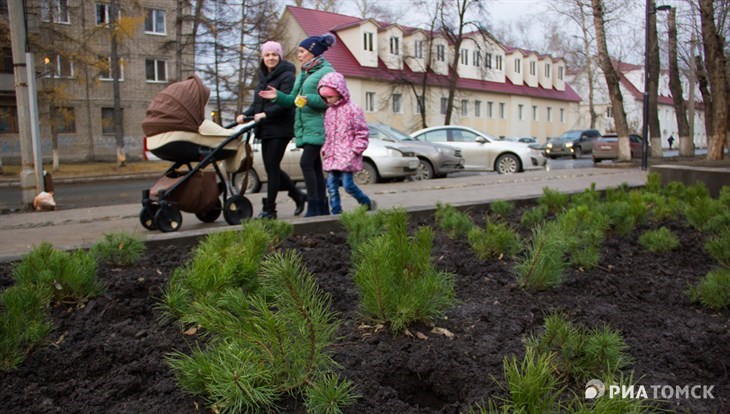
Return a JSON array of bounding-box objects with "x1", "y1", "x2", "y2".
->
[
  {"x1": 410, "y1": 126, "x2": 545, "y2": 174},
  {"x1": 368, "y1": 123, "x2": 465, "y2": 180},
  {"x1": 242, "y1": 136, "x2": 419, "y2": 193}
]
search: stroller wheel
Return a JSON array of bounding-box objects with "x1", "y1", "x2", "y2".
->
[
  {"x1": 195, "y1": 199, "x2": 222, "y2": 223},
  {"x1": 139, "y1": 205, "x2": 159, "y2": 231},
  {"x1": 154, "y1": 205, "x2": 183, "y2": 233},
  {"x1": 223, "y1": 195, "x2": 253, "y2": 225}
]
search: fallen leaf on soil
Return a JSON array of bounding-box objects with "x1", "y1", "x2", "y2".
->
[
  {"x1": 415, "y1": 331, "x2": 429, "y2": 340},
  {"x1": 182, "y1": 326, "x2": 198, "y2": 336},
  {"x1": 404, "y1": 329, "x2": 413, "y2": 337},
  {"x1": 431, "y1": 327, "x2": 455, "y2": 339},
  {"x1": 52, "y1": 334, "x2": 65, "y2": 347}
]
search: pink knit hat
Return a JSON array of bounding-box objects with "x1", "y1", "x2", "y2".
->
[
  {"x1": 318, "y1": 86, "x2": 340, "y2": 98},
  {"x1": 261, "y1": 41, "x2": 283, "y2": 58}
]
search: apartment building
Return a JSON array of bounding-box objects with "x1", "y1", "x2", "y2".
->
[
  {"x1": 0, "y1": 0, "x2": 195, "y2": 162},
  {"x1": 568, "y1": 61, "x2": 708, "y2": 148},
  {"x1": 278, "y1": 6, "x2": 582, "y2": 143}
]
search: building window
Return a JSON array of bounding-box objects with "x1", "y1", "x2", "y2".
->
[
  {"x1": 101, "y1": 107, "x2": 122, "y2": 134},
  {"x1": 144, "y1": 9, "x2": 166, "y2": 34},
  {"x1": 547, "y1": 106, "x2": 552, "y2": 122},
  {"x1": 0, "y1": 105, "x2": 19, "y2": 133},
  {"x1": 532, "y1": 105, "x2": 538, "y2": 121},
  {"x1": 0, "y1": 0, "x2": 7, "y2": 16},
  {"x1": 558, "y1": 66, "x2": 564, "y2": 80},
  {"x1": 416, "y1": 95, "x2": 425, "y2": 114},
  {"x1": 96, "y1": 3, "x2": 119, "y2": 26},
  {"x1": 475, "y1": 100, "x2": 481, "y2": 117},
  {"x1": 518, "y1": 104, "x2": 524, "y2": 120},
  {"x1": 460, "y1": 49, "x2": 468, "y2": 66},
  {"x1": 363, "y1": 32, "x2": 374, "y2": 52},
  {"x1": 545, "y1": 63, "x2": 551, "y2": 78},
  {"x1": 461, "y1": 99, "x2": 468, "y2": 116},
  {"x1": 41, "y1": 0, "x2": 70, "y2": 23},
  {"x1": 440, "y1": 97, "x2": 448, "y2": 115},
  {"x1": 530, "y1": 61, "x2": 536, "y2": 76},
  {"x1": 145, "y1": 59, "x2": 167, "y2": 82},
  {"x1": 560, "y1": 108, "x2": 565, "y2": 122},
  {"x1": 365, "y1": 92, "x2": 375, "y2": 112},
  {"x1": 1, "y1": 48, "x2": 12, "y2": 73},
  {"x1": 515, "y1": 58, "x2": 521, "y2": 74},
  {"x1": 98, "y1": 56, "x2": 125, "y2": 80},
  {"x1": 436, "y1": 44, "x2": 445, "y2": 62},
  {"x1": 389, "y1": 37, "x2": 399, "y2": 55},
  {"x1": 473, "y1": 50, "x2": 481, "y2": 67},
  {"x1": 487, "y1": 101, "x2": 493, "y2": 118},
  {"x1": 392, "y1": 93, "x2": 402, "y2": 113},
  {"x1": 606, "y1": 106, "x2": 613, "y2": 118},
  {"x1": 414, "y1": 40, "x2": 424, "y2": 59},
  {"x1": 485, "y1": 53, "x2": 492, "y2": 69},
  {"x1": 496, "y1": 55, "x2": 503, "y2": 71},
  {"x1": 53, "y1": 106, "x2": 76, "y2": 133},
  {"x1": 45, "y1": 55, "x2": 74, "y2": 78},
  {"x1": 499, "y1": 102, "x2": 505, "y2": 119}
]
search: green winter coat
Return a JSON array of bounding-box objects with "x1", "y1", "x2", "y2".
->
[{"x1": 274, "y1": 58, "x2": 334, "y2": 147}]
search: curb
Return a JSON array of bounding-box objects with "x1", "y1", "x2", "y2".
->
[{"x1": 0, "y1": 173, "x2": 161, "y2": 189}]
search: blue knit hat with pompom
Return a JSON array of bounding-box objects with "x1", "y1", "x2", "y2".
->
[{"x1": 299, "y1": 33, "x2": 336, "y2": 57}]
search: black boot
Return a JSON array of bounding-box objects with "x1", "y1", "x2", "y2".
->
[
  {"x1": 291, "y1": 191, "x2": 306, "y2": 216},
  {"x1": 257, "y1": 198, "x2": 277, "y2": 219},
  {"x1": 304, "y1": 197, "x2": 319, "y2": 217},
  {"x1": 318, "y1": 197, "x2": 330, "y2": 216}
]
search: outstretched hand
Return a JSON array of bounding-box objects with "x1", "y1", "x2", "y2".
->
[{"x1": 259, "y1": 86, "x2": 278, "y2": 100}]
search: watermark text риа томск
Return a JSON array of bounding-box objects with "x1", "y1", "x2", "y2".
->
[{"x1": 585, "y1": 379, "x2": 715, "y2": 400}]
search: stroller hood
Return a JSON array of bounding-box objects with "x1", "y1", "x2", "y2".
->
[{"x1": 142, "y1": 75, "x2": 210, "y2": 137}]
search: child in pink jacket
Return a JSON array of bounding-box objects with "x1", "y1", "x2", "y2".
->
[{"x1": 318, "y1": 72, "x2": 376, "y2": 214}]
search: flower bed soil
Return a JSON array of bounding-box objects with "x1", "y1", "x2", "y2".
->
[{"x1": 0, "y1": 206, "x2": 728, "y2": 414}]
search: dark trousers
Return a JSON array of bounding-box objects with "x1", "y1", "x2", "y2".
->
[
  {"x1": 300, "y1": 144, "x2": 326, "y2": 202},
  {"x1": 262, "y1": 137, "x2": 299, "y2": 210}
]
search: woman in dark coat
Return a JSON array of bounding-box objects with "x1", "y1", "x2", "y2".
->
[{"x1": 237, "y1": 41, "x2": 306, "y2": 218}]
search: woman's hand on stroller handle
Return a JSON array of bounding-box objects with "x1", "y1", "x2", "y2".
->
[
  {"x1": 236, "y1": 114, "x2": 255, "y2": 124},
  {"x1": 258, "y1": 86, "x2": 278, "y2": 100}
]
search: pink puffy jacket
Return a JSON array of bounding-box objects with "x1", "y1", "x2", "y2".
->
[{"x1": 318, "y1": 72, "x2": 369, "y2": 172}]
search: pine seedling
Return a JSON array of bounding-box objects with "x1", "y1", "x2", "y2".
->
[
  {"x1": 642, "y1": 192, "x2": 679, "y2": 222},
  {"x1": 90, "y1": 231, "x2": 146, "y2": 266},
  {"x1": 688, "y1": 268, "x2": 730, "y2": 310},
  {"x1": 341, "y1": 206, "x2": 391, "y2": 261},
  {"x1": 569, "y1": 183, "x2": 601, "y2": 209},
  {"x1": 501, "y1": 348, "x2": 564, "y2": 413},
  {"x1": 684, "y1": 196, "x2": 724, "y2": 232},
  {"x1": 521, "y1": 204, "x2": 548, "y2": 229},
  {"x1": 644, "y1": 172, "x2": 662, "y2": 193},
  {"x1": 539, "y1": 187, "x2": 569, "y2": 215},
  {"x1": 468, "y1": 218, "x2": 521, "y2": 260},
  {"x1": 514, "y1": 222, "x2": 568, "y2": 290},
  {"x1": 638, "y1": 227, "x2": 679, "y2": 253},
  {"x1": 556, "y1": 205, "x2": 609, "y2": 269},
  {"x1": 705, "y1": 228, "x2": 730, "y2": 268},
  {"x1": 490, "y1": 200, "x2": 515, "y2": 220},
  {"x1": 0, "y1": 284, "x2": 53, "y2": 370},
  {"x1": 305, "y1": 374, "x2": 360, "y2": 414},
  {"x1": 435, "y1": 202, "x2": 475, "y2": 238}
]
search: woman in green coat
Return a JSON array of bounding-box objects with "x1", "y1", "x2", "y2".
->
[{"x1": 259, "y1": 33, "x2": 335, "y2": 217}]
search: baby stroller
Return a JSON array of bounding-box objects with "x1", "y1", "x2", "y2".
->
[{"x1": 140, "y1": 75, "x2": 256, "y2": 233}]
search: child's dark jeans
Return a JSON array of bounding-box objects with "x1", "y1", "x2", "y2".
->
[{"x1": 325, "y1": 170, "x2": 371, "y2": 214}]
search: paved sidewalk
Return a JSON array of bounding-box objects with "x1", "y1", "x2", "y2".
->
[{"x1": 0, "y1": 168, "x2": 647, "y2": 262}]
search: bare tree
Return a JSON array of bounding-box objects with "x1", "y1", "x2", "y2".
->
[
  {"x1": 699, "y1": 0, "x2": 729, "y2": 160},
  {"x1": 666, "y1": 7, "x2": 691, "y2": 156},
  {"x1": 591, "y1": 0, "x2": 631, "y2": 160},
  {"x1": 648, "y1": 1, "x2": 662, "y2": 159}
]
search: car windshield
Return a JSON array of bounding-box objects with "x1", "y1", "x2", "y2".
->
[
  {"x1": 370, "y1": 124, "x2": 413, "y2": 141},
  {"x1": 558, "y1": 130, "x2": 581, "y2": 140}
]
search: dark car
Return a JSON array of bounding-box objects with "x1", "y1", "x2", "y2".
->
[
  {"x1": 368, "y1": 123, "x2": 465, "y2": 180},
  {"x1": 592, "y1": 133, "x2": 644, "y2": 163},
  {"x1": 545, "y1": 129, "x2": 601, "y2": 159}
]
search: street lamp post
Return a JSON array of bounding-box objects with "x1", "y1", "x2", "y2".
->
[{"x1": 642, "y1": 1, "x2": 671, "y2": 170}]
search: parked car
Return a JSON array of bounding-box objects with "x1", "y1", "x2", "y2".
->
[
  {"x1": 368, "y1": 123, "x2": 465, "y2": 180},
  {"x1": 504, "y1": 136, "x2": 538, "y2": 144},
  {"x1": 592, "y1": 133, "x2": 644, "y2": 163},
  {"x1": 409, "y1": 126, "x2": 545, "y2": 174},
  {"x1": 545, "y1": 129, "x2": 601, "y2": 159}
]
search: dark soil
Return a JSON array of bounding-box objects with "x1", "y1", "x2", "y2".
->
[{"x1": 1, "y1": 206, "x2": 728, "y2": 414}]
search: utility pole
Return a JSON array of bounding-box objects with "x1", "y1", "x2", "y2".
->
[
  {"x1": 685, "y1": 33, "x2": 697, "y2": 156},
  {"x1": 8, "y1": 0, "x2": 37, "y2": 207}
]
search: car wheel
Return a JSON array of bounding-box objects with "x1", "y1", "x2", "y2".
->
[
  {"x1": 593, "y1": 157, "x2": 602, "y2": 164},
  {"x1": 354, "y1": 161, "x2": 378, "y2": 185},
  {"x1": 495, "y1": 153, "x2": 520, "y2": 174},
  {"x1": 413, "y1": 158, "x2": 434, "y2": 180},
  {"x1": 235, "y1": 169, "x2": 261, "y2": 194},
  {"x1": 573, "y1": 147, "x2": 582, "y2": 159}
]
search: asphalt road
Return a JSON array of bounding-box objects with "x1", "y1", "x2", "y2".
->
[{"x1": 0, "y1": 157, "x2": 596, "y2": 211}]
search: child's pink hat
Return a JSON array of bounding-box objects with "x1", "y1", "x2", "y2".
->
[
  {"x1": 261, "y1": 41, "x2": 283, "y2": 58},
  {"x1": 319, "y1": 86, "x2": 340, "y2": 97}
]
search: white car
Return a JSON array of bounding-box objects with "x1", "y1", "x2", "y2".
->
[{"x1": 410, "y1": 126, "x2": 546, "y2": 174}]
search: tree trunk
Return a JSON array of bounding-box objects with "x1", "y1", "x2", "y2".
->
[
  {"x1": 667, "y1": 8, "x2": 691, "y2": 156},
  {"x1": 175, "y1": 0, "x2": 184, "y2": 81},
  {"x1": 441, "y1": 0, "x2": 469, "y2": 125},
  {"x1": 696, "y1": 54, "x2": 715, "y2": 140},
  {"x1": 648, "y1": 8, "x2": 662, "y2": 158},
  {"x1": 110, "y1": 0, "x2": 126, "y2": 167},
  {"x1": 591, "y1": 0, "x2": 631, "y2": 160},
  {"x1": 700, "y1": 0, "x2": 728, "y2": 160},
  {"x1": 577, "y1": 3, "x2": 597, "y2": 129},
  {"x1": 80, "y1": 0, "x2": 95, "y2": 161}
]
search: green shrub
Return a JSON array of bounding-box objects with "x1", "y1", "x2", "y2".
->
[
  {"x1": 660, "y1": 180, "x2": 688, "y2": 200},
  {"x1": 638, "y1": 227, "x2": 679, "y2": 253},
  {"x1": 514, "y1": 222, "x2": 568, "y2": 290},
  {"x1": 11, "y1": 242, "x2": 102, "y2": 302},
  {"x1": 604, "y1": 183, "x2": 631, "y2": 202},
  {"x1": 435, "y1": 202, "x2": 475, "y2": 238},
  {"x1": 0, "y1": 284, "x2": 53, "y2": 370},
  {"x1": 501, "y1": 348, "x2": 563, "y2": 413},
  {"x1": 354, "y1": 211, "x2": 455, "y2": 331},
  {"x1": 705, "y1": 228, "x2": 730, "y2": 267},
  {"x1": 539, "y1": 187, "x2": 569, "y2": 215},
  {"x1": 599, "y1": 197, "x2": 646, "y2": 236},
  {"x1": 305, "y1": 374, "x2": 360, "y2": 414},
  {"x1": 704, "y1": 211, "x2": 730, "y2": 235},
  {"x1": 569, "y1": 183, "x2": 601, "y2": 209},
  {"x1": 556, "y1": 205, "x2": 609, "y2": 270},
  {"x1": 688, "y1": 268, "x2": 730, "y2": 310},
  {"x1": 90, "y1": 231, "x2": 146, "y2": 266},
  {"x1": 489, "y1": 200, "x2": 515, "y2": 220},
  {"x1": 341, "y1": 206, "x2": 392, "y2": 261},
  {"x1": 644, "y1": 173, "x2": 662, "y2": 193},
  {"x1": 719, "y1": 186, "x2": 730, "y2": 207},
  {"x1": 521, "y1": 205, "x2": 548, "y2": 229},
  {"x1": 684, "y1": 196, "x2": 724, "y2": 231},
  {"x1": 468, "y1": 219, "x2": 521, "y2": 260}
]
